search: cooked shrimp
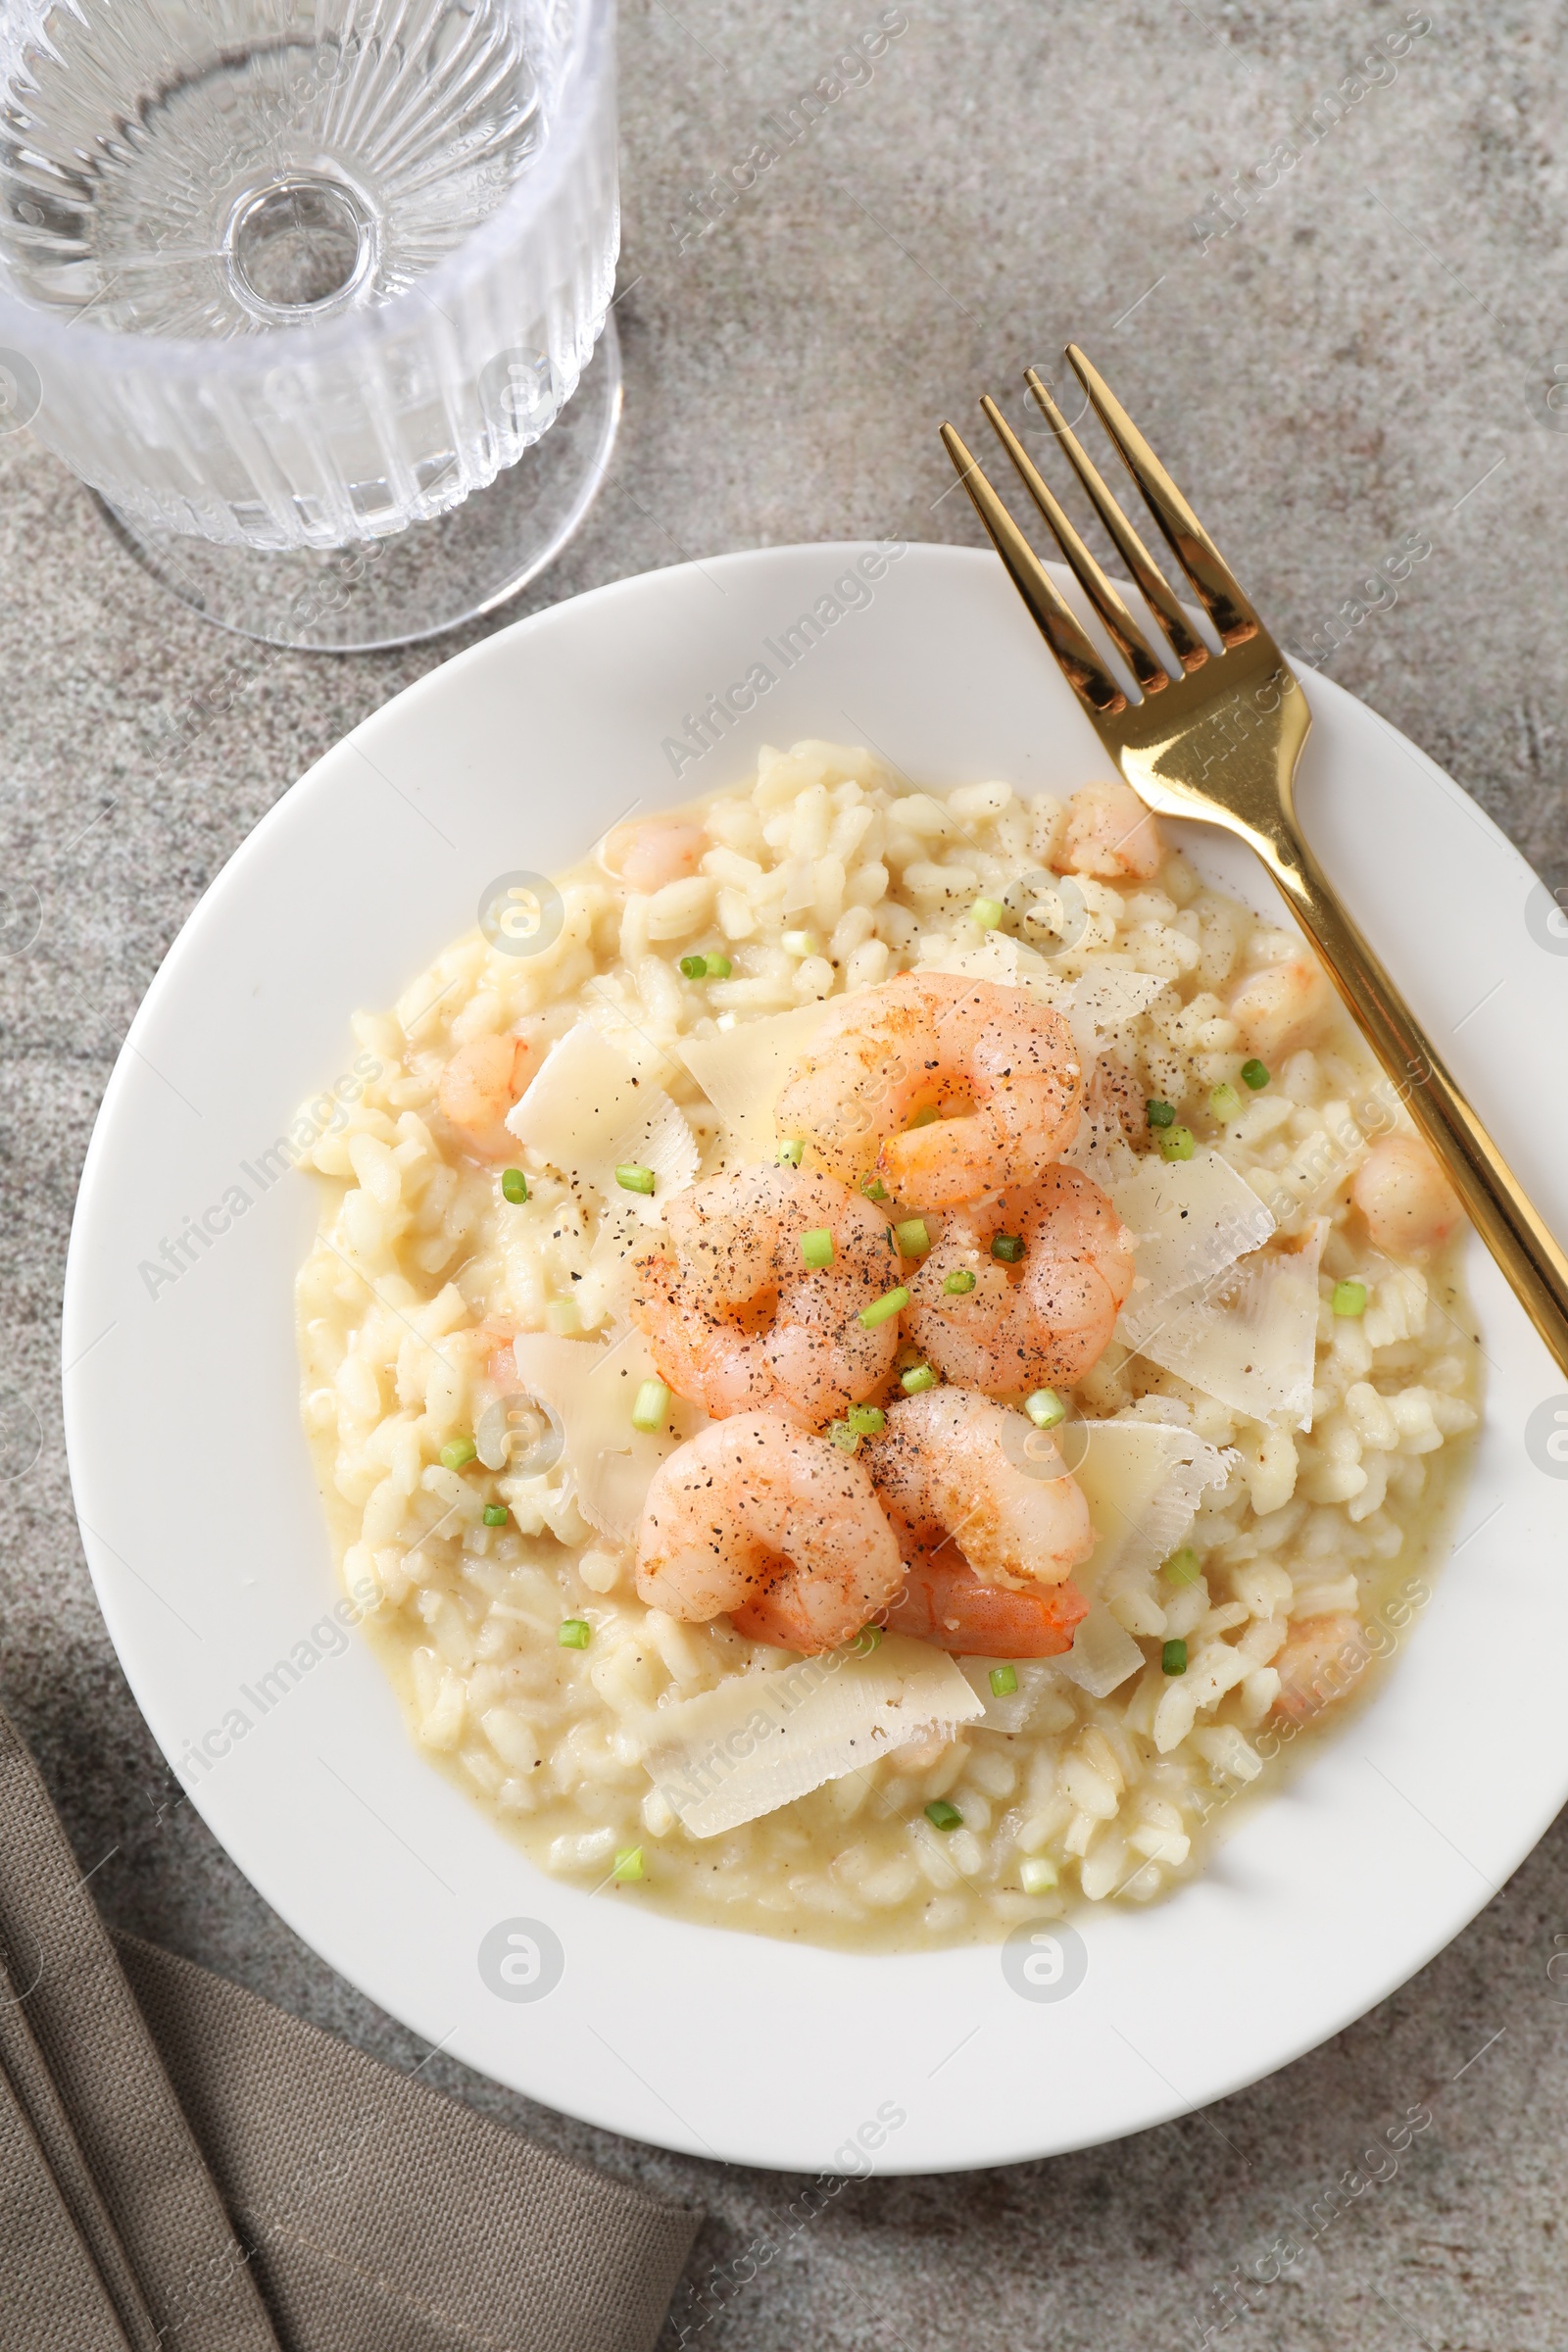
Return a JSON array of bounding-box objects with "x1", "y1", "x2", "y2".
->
[
  {"x1": 607, "y1": 821, "x2": 708, "y2": 894},
  {"x1": 459, "y1": 1317, "x2": 522, "y2": 1392},
  {"x1": 906, "y1": 1166, "x2": 1135, "y2": 1392},
  {"x1": 637, "y1": 1412, "x2": 904, "y2": 1656},
  {"x1": 862, "y1": 1389, "x2": 1095, "y2": 1589},
  {"x1": 774, "y1": 971, "x2": 1083, "y2": 1209},
  {"x1": 1272, "y1": 1613, "x2": 1362, "y2": 1724},
  {"x1": 885, "y1": 1555, "x2": 1090, "y2": 1658},
  {"x1": 1228, "y1": 956, "x2": 1331, "y2": 1060},
  {"x1": 631, "y1": 1164, "x2": 903, "y2": 1429},
  {"x1": 437, "y1": 1032, "x2": 541, "y2": 1158},
  {"x1": 1351, "y1": 1134, "x2": 1461, "y2": 1259},
  {"x1": 1054, "y1": 781, "x2": 1163, "y2": 880}
]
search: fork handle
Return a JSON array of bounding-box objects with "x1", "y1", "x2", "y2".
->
[{"x1": 1269, "y1": 818, "x2": 1568, "y2": 1377}]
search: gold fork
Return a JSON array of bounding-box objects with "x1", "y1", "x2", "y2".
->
[{"x1": 941, "y1": 345, "x2": 1568, "y2": 1378}]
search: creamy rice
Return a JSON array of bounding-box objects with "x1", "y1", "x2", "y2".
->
[{"x1": 294, "y1": 739, "x2": 1479, "y2": 1948}]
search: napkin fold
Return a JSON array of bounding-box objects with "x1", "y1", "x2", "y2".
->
[{"x1": 0, "y1": 1704, "x2": 699, "y2": 2352}]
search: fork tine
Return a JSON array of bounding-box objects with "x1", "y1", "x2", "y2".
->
[
  {"x1": 1024, "y1": 368, "x2": 1207, "y2": 673},
  {"x1": 1065, "y1": 344, "x2": 1261, "y2": 648},
  {"x1": 979, "y1": 395, "x2": 1169, "y2": 696},
  {"x1": 939, "y1": 421, "x2": 1128, "y2": 718}
]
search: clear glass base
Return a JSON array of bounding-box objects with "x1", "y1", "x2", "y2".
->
[{"x1": 98, "y1": 315, "x2": 621, "y2": 652}]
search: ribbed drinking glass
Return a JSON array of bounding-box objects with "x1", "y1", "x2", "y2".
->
[{"x1": 0, "y1": 0, "x2": 620, "y2": 649}]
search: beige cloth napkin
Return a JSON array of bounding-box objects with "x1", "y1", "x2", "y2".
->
[{"x1": 0, "y1": 1704, "x2": 699, "y2": 2351}]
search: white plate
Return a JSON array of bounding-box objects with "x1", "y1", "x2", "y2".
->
[{"x1": 63, "y1": 544, "x2": 1568, "y2": 2175}]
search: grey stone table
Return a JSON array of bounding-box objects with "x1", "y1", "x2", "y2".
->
[{"x1": 4, "y1": 3, "x2": 1567, "y2": 2345}]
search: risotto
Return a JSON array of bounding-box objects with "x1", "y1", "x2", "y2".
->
[{"x1": 294, "y1": 740, "x2": 1480, "y2": 1949}]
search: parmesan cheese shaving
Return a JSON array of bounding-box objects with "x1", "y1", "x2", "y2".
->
[
  {"x1": 955, "y1": 1656, "x2": 1063, "y2": 1733},
  {"x1": 1064, "y1": 966, "x2": 1169, "y2": 1062},
  {"x1": 675, "y1": 999, "x2": 834, "y2": 1162},
  {"x1": 1057, "y1": 1603, "x2": 1145, "y2": 1699},
  {"x1": 927, "y1": 941, "x2": 1161, "y2": 1051},
  {"x1": 931, "y1": 933, "x2": 1056, "y2": 994},
  {"x1": 575, "y1": 1210, "x2": 643, "y2": 1330},
  {"x1": 510, "y1": 1326, "x2": 702, "y2": 1544},
  {"x1": 1137, "y1": 1223, "x2": 1325, "y2": 1429},
  {"x1": 506, "y1": 1023, "x2": 698, "y2": 1228},
  {"x1": 640, "y1": 1635, "x2": 984, "y2": 1838},
  {"x1": 1070, "y1": 1416, "x2": 1238, "y2": 1590},
  {"x1": 929, "y1": 945, "x2": 1166, "y2": 1090},
  {"x1": 1112, "y1": 1149, "x2": 1276, "y2": 1350},
  {"x1": 1059, "y1": 1109, "x2": 1139, "y2": 1189}
]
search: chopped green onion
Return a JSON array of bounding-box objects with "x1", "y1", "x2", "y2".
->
[
  {"x1": 1333, "y1": 1279, "x2": 1368, "y2": 1318},
  {"x1": 859, "y1": 1285, "x2": 909, "y2": 1329},
  {"x1": 545, "y1": 1298, "x2": 580, "y2": 1336},
  {"x1": 1157, "y1": 1124, "x2": 1196, "y2": 1163},
  {"x1": 439, "y1": 1437, "x2": 476, "y2": 1471},
  {"x1": 989, "y1": 1663, "x2": 1018, "y2": 1697},
  {"x1": 482, "y1": 1504, "x2": 509, "y2": 1527},
  {"x1": 924, "y1": 1799, "x2": 962, "y2": 1831},
  {"x1": 827, "y1": 1419, "x2": 860, "y2": 1453},
  {"x1": 1241, "y1": 1058, "x2": 1270, "y2": 1091},
  {"x1": 901, "y1": 1363, "x2": 938, "y2": 1394},
  {"x1": 801, "y1": 1226, "x2": 834, "y2": 1269},
  {"x1": 850, "y1": 1623, "x2": 885, "y2": 1653},
  {"x1": 704, "y1": 953, "x2": 732, "y2": 978},
  {"x1": 1020, "y1": 1855, "x2": 1058, "y2": 1894},
  {"x1": 777, "y1": 1138, "x2": 805, "y2": 1165},
  {"x1": 612, "y1": 1845, "x2": 644, "y2": 1882},
  {"x1": 1025, "y1": 1388, "x2": 1065, "y2": 1430},
  {"x1": 1209, "y1": 1081, "x2": 1242, "y2": 1122},
  {"x1": 1163, "y1": 1545, "x2": 1200, "y2": 1587},
  {"x1": 971, "y1": 896, "x2": 1005, "y2": 931},
  {"x1": 501, "y1": 1167, "x2": 529, "y2": 1204},
  {"x1": 678, "y1": 954, "x2": 707, "y2": 979},
  {"x1": 781, "y1": 930, "x2": 817, "y2": 956},
  {"x1": 614, "y1": 1163, "x2": 656, "y2": 1195},
  {"x1": 906, "y1": 1104, "x2": 940, "y2": 1129},
  {"x1": 631, "y1": 1380, "x2": 670, "y2": 1434},
  {"x1": 848, "y1": 1403, "x2": 886, "y2": 1436},
  {"x1": 860, "y1": 1175, "x2": 890, "y2": 1202},
  {"x1": 1146, "y1": 1099, "x2": 1176, "y2": 1129},
  {"x1": 943, "y1": 1267, "x2": 977, "y2": 1296},
  {"x1": 559, "y1": 1619, "x2": 591, "y2": 1649},
  {"x1": 1161, "y1": 1638, "x2": 1188, "y2": 1675},
  {"x1": 990, "y1": 1233, "x2": 1024, "y2": 1264},
  {"x1": 895, "y1": 1217, "x2": 931, "y2": 1259}
]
